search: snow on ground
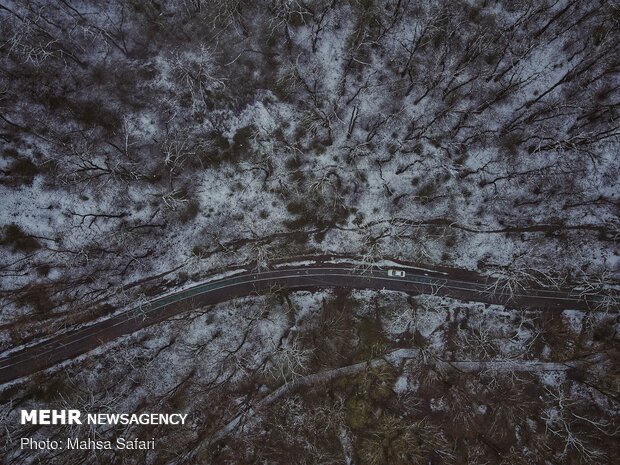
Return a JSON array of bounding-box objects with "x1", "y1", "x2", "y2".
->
[
  {"x1": 393, "y1": 373, "x2": 408, "y2": 394},
  {"x1": 561, "y1": 309, "x2": 584, "y2": 334},
  {"x1": 289, "y1": 289, "x2": 329, "y2": 324}
]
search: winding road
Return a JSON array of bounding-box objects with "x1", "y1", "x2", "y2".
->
[{"x1": 0, "y1": 260, "x2": 596, "y2": 384}]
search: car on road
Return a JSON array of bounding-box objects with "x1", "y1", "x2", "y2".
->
[{"x1": 387, "y1": 269, "x2": 406, "y2": 278}]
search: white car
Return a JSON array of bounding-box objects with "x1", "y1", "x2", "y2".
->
[{"x1": 387, "y1": 269, "x2": 406, "y2": 278}]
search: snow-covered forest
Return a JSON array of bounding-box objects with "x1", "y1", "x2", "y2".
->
[
  {"x1": 0, "y1": 0, "x2": 618, "y2": 463},
  {"x1": 3, "y1": 289, "x2": 619, "y2": 463}
]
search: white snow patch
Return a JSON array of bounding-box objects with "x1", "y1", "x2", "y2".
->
[
  {"x1": 562, "y1": 309, "x2": 584, "y2": 333},
  {"x1": 538, "y1": 371, "x2": 566, "y2": 387},
  {"x1": 393, "y1": 374, "x2": 408, "y2": 394},
  {"x1": 274, "y1": 260, "x2": 316, "y2": 268}
]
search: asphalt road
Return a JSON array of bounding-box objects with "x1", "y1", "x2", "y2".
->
[{"x1": 0, "y1": 262, "x2": 595, "y2": 384}]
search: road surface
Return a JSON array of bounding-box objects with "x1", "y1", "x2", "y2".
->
[{"x1": 0, "y1": 261, "x2": 597, "y2": 384}]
